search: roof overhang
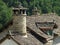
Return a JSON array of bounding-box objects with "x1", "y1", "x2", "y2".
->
[{"x1": 35, "y1": 22, "x2": 55, "y2": 30}]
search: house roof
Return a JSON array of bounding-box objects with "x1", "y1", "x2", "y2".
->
[
  {"x1": 35, "y1": 22, "x2": 55, "y2": 30},
  {"x1": 0, "y1": 30, "x2": 43, "y2": 45},
  {"x1": 0, "y1": 30, "x2": 8, "y2": 42},
  {"x1": 0, "y1": 34, "x2": 20, "y2": 45},
  {"x1": 0, "y1": 13, "x2": 60, "y2": 45},
  {"x1": 26, "y1": 14, "x2": 55, "y2": 39}
]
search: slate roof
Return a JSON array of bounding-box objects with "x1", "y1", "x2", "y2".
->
[
  {"x1": 12, "y1": 33, "x2": 43, "y2": 45},
  {"x1": 0, "y1": 13, "x2": 60, "y2": 45},
  {"x1": 26, "y1": 14, "x2": 55, "y2": 39},
  {"x1": 35, "y1": 22, "x2": 55, "y2": 29},
  {"x1": 0, "y1": 30, "x2": 8, "y2": 42},
  {"x1": 0, "y1": 30, "x2": 43, "y2": 45}
]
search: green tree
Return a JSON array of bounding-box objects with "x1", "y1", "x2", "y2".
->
[
  {"x1": 0, "y1": 0, "x2": 12, "y2": 30},
  {"x1": 53, "y1": 0, "x2": 60, "y2": 16},
  {"x1": 2, "y1": 0, "x2": 60, "y2": 16}
]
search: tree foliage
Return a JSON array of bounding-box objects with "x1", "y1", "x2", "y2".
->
[
  {"x1": 0, "y1": 0, "x2": 12, "y2": 30},
  {"x1": 2, "y1": 0, "x2": 60, "y2": 15}
]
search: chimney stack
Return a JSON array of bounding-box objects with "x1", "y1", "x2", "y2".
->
[
  {"x1": 12, "y1": 5, "x2": 27, "y2": 37},
  {"x1": 32, "y1": 7, "x2": 40, "y2": 15}
]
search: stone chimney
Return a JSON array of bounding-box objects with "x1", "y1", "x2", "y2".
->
[
  {"x1": 32, "y1": 7, "x2": 40, "y2": 15},
  {"x1": 12, "y1": 5, "x2": 27, "y2": 37}
]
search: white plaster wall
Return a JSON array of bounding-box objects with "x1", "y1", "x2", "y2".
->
[{"x1": 0, "y1": 39, "x2": 18, "y2": 45}]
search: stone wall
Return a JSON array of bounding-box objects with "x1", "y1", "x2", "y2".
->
[{"x1": 13, "y1": 15, "x2": 27, "y2": 35}]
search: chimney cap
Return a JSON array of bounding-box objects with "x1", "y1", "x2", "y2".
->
[
  {"x1": 32, "y1": 7, "x2": 39, "y2": 12},
  {"x1": 12, "y1": 7, "x2": 27, "y2": 11}
]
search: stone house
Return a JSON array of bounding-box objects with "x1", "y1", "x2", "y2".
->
[{"x1": 0, "y1": 6, "x2": 60, "y2": 45}]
